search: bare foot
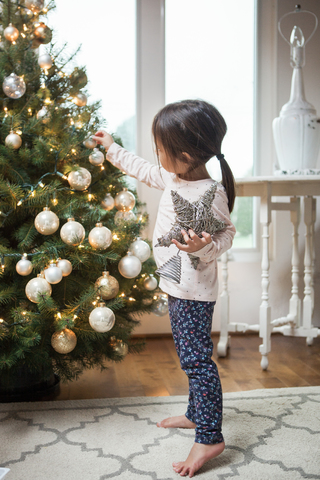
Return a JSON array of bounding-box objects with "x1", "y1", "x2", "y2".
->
[
  {"x1": 156, "y1": 415, "x2": 196, "y2": 429},
  {"x1": 173, "y1": 441, "x2": 225, "y2": 477}
]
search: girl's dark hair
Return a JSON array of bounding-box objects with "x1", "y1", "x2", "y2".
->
[{"x1": 152, "y1": 99, "x2": 236, "y2": 212}]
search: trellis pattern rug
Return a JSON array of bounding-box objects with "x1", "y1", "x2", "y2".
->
[{"x1": 0, "y1": 386, "x2": 320, "y2": 479}]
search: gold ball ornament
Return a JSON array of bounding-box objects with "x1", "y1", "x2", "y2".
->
[
  {"x1": 118, "y1": 252, "x2": 142, "y2": 279},
  {"x1": 83, "y1": 137, "x2": 97, "y2": 149},
  {"x1": 129, "y1": 237, "x2": 151, "y2": 262},
  {"x1": 60, "y1": 218, "x2": 85, "y2": 246},
  {"x1": 143, "y1": 274, "x2": 158, "y2": 291},
  {"x1": 101, "y1": 193, "x2": 115, "y2": 211},
  {"x1": 114, "y1": 210, "x2": 136, "y2": 225},
  {"x1": 4, "y1": 24, "x2": 19, "y2": 42},
  {"x1": 114, "y1": 188, "x2": 136, "y2": 211},
  {"x1": 25, "y1": 0, "x2": 44, "y2": 13},
  {"x1": 89, "y1": 302, "x2": 115, "y2": 333},
  {"x1": 2, "y1": 73, "x2": 26, "y2": 99},
  {"x1": 112, "y1": 339, "x2": 128, "y2": 357},
  {"x1": 38, "y1": 53, "x2": 53, "y2": 70},
  {"x1": 95, "y1": 271, "x2": 119, "y2": 300},
  {"x1": 73, "y1": 92, "x2": 87, "y2": 107},
  {"x1": 5, "y1": 131, "x2": 22, "y2": 149},
  {"x1": 57, "y1": 259, "x2": 72, "y2": 276},
  {"x1": 68, "y1": 167, "x2": 92, "y2": 191},
  {"x1": 33, "y1": 22, "x2": 52, "y2": 44},
  {"x1": 16, "y1": 256, "x2": 33, "y2": 276},
  {"x1": 70, "y1": 68, "x2": 88, "y2": 88},
  {"x1": 51, "y1": 328, "x2": 77, "y2": 354},
  {"x1": 34, "y1": 207, "x2": 59, "y2": 235},
  {"x1": 89, "y1": 148, "x2": 104, "y2": 166},
  {"x1": 44, "y1": 263, "x2": 63, "y2": 284},
  {"x1": 88, "y1": 223, "x2": 112, "y2": 250},
  {"x1": 25, "y1": 276, "x2": 52, "y2": 303}
]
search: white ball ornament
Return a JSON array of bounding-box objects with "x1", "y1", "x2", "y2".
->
[
  {"x1": 60, "y1": 217, "x2": 85, "y2": 246},
  {"x1": 5, "y1": 131, "x2": 22, "y2": 149},
  {"x1": 57, "y1": 259, "x2": 72, "y2": 277},
  {"x1": 73, "y1": 93, "x2": 87, "y2": 107},
  {"x1": 83, "y1": 137, "x2": 97, "y2": 149},
  {"x1": 129, "y1": 237, "x2": 151, "y2": 262},
  {"x1": 101, "y1": 193, "x2": 115, "y2": 211},
  {"x1": 37, "y1": 106, "x2": 50, "y2": 123},
  {"x1": 25, "y1": 276, "x2": 52, "y2": 303},
  {"x1": 95, "y1": 271, "x2": 119, "y2": 300},
  {"x1": 114, "y1": 210, "x2": 136, "y2": 225},
  {"x1": 89, "y1": 148, "x2": 104, "y2": 166},
  {"x1": 88, "y1": 223, "x2": 112, "y2": 250},
  {"x1": 4, "y1": 24, "x2": 19, "y2": 42},
  {"x1": 2, "y1": 73, "x2": 26, "y2": 99},
  {"x1": 44, "y1": 263, "x2": 63, "y2": 284},
  {"x1": 143, "y1": 274, "x2": 158, "y2": 291},
  {"x1": 68, "y1": 167, "x2": 92, "y2": 191},
  {"x1": 89, "y1": 302, "x2": 115, "y2": 333},
  {"x1": 38, "y1": 53, "x2": 53, "y2": 70},
  {"x1": 118, "y1": 251, "x2": 142, "y2": 279},
  {"x1": 114, "y1": 188, "x2": 135, "y2": 211},
  {"x1": 34, "y1": 207, "x2": 59, "y2": 235},
  {"x1": 16, "y1": 256, "x2": 33, "y2": 276}
]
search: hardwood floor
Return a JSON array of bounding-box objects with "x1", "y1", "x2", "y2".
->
[{"x1": 55, "y1": 334, "x2": 320, "y2": 401}]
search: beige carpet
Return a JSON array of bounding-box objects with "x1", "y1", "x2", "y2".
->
[{"x1": 0, "y1": 386, "x2": 320, "y2": 479}]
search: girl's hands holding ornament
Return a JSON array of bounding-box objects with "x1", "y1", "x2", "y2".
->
[
  {"x1": 172, "y1": 229, "x2": 212, "y2": 253},
  {"x1": 92, "y1": 130, "x2": 114, "y2": 152}
]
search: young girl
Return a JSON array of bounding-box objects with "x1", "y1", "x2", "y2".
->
[{"x1": 92, "y1": 99, "x2": 236, "y2": 478}]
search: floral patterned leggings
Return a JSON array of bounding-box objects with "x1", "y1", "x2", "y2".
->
[{"x1": 168, "y1": 295, "x2": 224, "y2": 445}]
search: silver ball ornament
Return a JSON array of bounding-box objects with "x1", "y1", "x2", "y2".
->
[
  {"x1": 2, "y1": 73, "x2": 26, "y2": 99},
  {"x1": 34, "y1": 207, "x2": 59, "y2": 235},
  {"x1": 101, "y1": 193, "x2": 115, "y2": 211},
  {"x1": 4, "y1": 24, "x2": 19, "y2": 42},
  {"x1": 89, "y1": 302, "x2": 115, "y2": 333},
  {"x1": 68, "y1": 167, "x2": 92, "y2": 191},
  {"x1": 51, "y1": 328, "x2": 77, "y2": 354},
  {"x1": 73, "y1": 93, "x2": 87, "y2": 107},
  {"x1": 16, "y1": 256, "x2": 33, "y2": 276},
  {"x1": 118, "y1": 252, "x2": 142, "y2": 279},
  {"x1": 57, "y1": 259, "x2": 72, "y2": 277},
  {"x1": 129, "y1": 237, "x2": 151, "y2": 262},
  {"x1": 95, "y1": 271, "x2": 119, "y2": 300},
  {"x1": 143, "y1": 274, "x2": 158, "y2": 291},
  {"x1": 114, "y1": 188, "x2": 136, "y2": 211},
  {"x1": 114, "y1": 210, "x2": 136, "y2": 225},
  {"x1": 60, "y1": 217, "x2": 85, "y2": 246},
  {"x1": 25, "y1": 0, "x2": 44, "y2": 13},
  {"x1": 83, "y1": 137, "x2": 97, "y2": 149},
  {"x1": 44, "y1": 263, "x2": 63, "y2": 284},
  {"x1": 25, "y1": 276, "x2": 52, "y2": 303},
  {"x1": 88, "y1": 223, "x2": 112, "y2": 250},
  {"x1": 152, "y1": 293, "x2": 169, "y2": 316},
  {"x1": 112, "y1": 339, "x2": 128, "y2": 357},
  {"x1": 5, "y1": 131, "x2": 22, "y2": 149},
  {"x1": 38, "y1": 53, "x2": 53, "y2": 70},
  {"x1": 89, "y1": 148, "x2": 104, "y2": 166},
  {"x1": 37, "y1": 106, "x2": 50, "y2": 123}
]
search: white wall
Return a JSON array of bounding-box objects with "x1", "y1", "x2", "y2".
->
[{"x1": 134, "y1": 0, "x2": 320, "y2": 335}]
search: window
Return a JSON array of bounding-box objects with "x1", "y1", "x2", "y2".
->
[{"x1": 165, "y1": 0, "x2": 255, "y2": 248}]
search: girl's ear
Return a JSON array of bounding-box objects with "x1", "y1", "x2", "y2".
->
[{"x1": 181, "y1": 152, "x2": 192, "y2": 162}]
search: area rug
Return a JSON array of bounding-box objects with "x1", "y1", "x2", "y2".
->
[{"x1": 0, "y1": 386, "x2": 319, "y2": 479}]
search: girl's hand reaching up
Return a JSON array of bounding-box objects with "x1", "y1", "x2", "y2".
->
[
  {"x1": 91, "y1": 130, "x2": 114, "y2": 152},
  {"x1": 172, "y1": 229, "x2": 212, "y2": 253}
]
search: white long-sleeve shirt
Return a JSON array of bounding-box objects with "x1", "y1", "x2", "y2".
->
[{"x1": 107, "y1": 143, "x2": 236, "y2": 302}]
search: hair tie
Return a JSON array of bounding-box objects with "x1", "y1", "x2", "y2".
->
[{"x1": 216, "y1": 153, "x2": 225, "y2": 161}]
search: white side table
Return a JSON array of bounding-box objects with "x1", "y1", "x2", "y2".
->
[{"x1": 217, "y1": 176, "x2": 320, "y2": 370}]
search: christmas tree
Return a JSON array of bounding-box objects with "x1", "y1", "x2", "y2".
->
[{"x1": 0, "y1": 0, "x2": 162, "y2": 398}]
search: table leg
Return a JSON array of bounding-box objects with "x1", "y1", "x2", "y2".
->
[
  {"x1": 303, "y1": 196, "x2": 315, "y2": 346},
  {"x1": 217, "y1": 252, "x2": 230, "y2": 357},
  {"x1": 289, "y1": 197, "x2": 301, "y2": 325}
]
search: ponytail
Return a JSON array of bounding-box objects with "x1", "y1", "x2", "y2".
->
[{"x1": 216, "y1": 154, "x2": 236, "y2": 213}]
